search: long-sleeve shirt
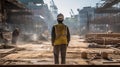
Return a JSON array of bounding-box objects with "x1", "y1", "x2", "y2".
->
[{"x1": 51, "y1": 23, "x2": 70, "y2": 45}]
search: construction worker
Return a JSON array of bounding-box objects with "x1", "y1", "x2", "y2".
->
[
  {"x1": 12, "y1": 28, "x2": 20, "y2": 45},
  {"x1": 51, "y1": 13, "x2": 70, "y2": 64}
]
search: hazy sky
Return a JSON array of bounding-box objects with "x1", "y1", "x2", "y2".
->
[{"x1": 44, "y1": 0, "x2": 101, "y2": 17}]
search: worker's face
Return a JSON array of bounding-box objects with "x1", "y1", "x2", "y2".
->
[{"x1": 57, "y1": 15, "x2": 64, "y2": 22}]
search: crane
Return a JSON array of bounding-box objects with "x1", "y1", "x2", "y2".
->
[{"x1": 69, "y1": 9, "x2": 75, "y2": 18}]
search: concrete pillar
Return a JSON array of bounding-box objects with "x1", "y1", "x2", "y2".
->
[
  {"x1": 0, "y1": 0, "x2": 1, "y2": 11},
  {"x1": 0, "y1": 0, "x2": 2, "y2": 22},
  {"x1": 1, "y1": 0, "x2": 5, "y2": 22}
]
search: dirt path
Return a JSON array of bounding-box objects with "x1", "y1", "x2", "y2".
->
[{"x1": 0, "y1": 35, "x2": 120, "y2": 65}]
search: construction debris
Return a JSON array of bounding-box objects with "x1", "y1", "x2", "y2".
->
[
  {"x1": 81, "y1": 52, "x2": 88, "y2": 59},
  {"x1": 101, "y1": 52, "x2": 108, "y2": 59},
  {"x1": 88, "y1": 43, "x2": 110, "y2": 48}
]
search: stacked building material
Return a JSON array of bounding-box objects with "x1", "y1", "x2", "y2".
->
[{"x1": 85, "y1": 33, "x2": 120, "y2": 44}]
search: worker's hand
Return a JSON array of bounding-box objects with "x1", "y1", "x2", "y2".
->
[
  {"x1": 67, "y1": 44, "x2": 69, "y2": 47},
  {"x1": 52, "y1": 43, "x2": 54, "y2": 46}
]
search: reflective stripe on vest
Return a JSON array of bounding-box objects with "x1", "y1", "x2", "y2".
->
[{"x1": 54, "y1": 24, "x2": 68, "y2": 45}]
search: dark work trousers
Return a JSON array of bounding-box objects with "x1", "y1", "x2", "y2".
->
[
  {"x1": 12, "y1": 36, "x2": 18, "y2": 45},
  {"x1": 53, "y1": 44, "x2": 67, "y2": 64}
]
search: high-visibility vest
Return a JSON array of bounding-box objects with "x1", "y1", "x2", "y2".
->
[{"x1": 54, "y1": 24, "x2": 68, "y2": 45}]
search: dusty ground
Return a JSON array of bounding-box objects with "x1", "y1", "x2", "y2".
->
[{"x1": 0, "y1": 35, "x2": 120, "y2": 65}]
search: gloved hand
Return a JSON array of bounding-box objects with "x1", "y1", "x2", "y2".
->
[
  {"x1": 52, "y1": 42, "x2": 54, "y2": 46},
  {"x1": 67, "y1": 44, "x2": 69, "y2": 47}
]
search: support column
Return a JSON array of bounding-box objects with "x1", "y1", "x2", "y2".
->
[
  {"x1": 0, "y1": 0, "x2": 2, "y2": 22},
  {"x1": 1, "y1": 0, "x2": 5, "y2": 23}
]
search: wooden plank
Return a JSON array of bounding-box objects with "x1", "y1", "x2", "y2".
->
[
  {"x1": 0, "y1": 48, "x2": 16, "y2": 58},
  {"x1": 0, "y1": 48, "x2": 15, "y2": 54},
  {"x1": 85, "y1": 33, "x2": 120, "y2": 44},
  {"x1": 103, "y1": 61, "x2": 120, "y2": 63}
]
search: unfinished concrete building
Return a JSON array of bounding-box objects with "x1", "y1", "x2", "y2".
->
[
  {"x1": 0, "y1": 0, "x2": 25, "y2": 29},
  {"x1": 94, "y1": 0, "x2": 120, "y2": 33},
  {"x1": 6, "y1": 0, "x2": 54, "y2": 41}
]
